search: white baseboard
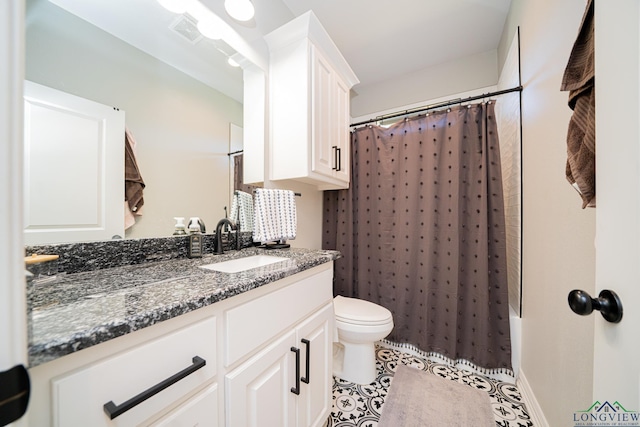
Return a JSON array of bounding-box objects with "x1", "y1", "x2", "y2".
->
[{"x1": 517, "y1": 369, "x2": 549, "y2": 427}]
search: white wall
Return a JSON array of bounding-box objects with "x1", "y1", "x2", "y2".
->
[
  {"x1": 351, "y1": 49, "x2": 498, "y2": 118},
  {"x1": 25, "y1": 0, "x2": 242, "y2": 240},
  {"x1": 267, "y1": 180, "x2": 324, "y2": 250},
  {"x1": 499, "y1": 1, "x2": 596, "y2": 425}
]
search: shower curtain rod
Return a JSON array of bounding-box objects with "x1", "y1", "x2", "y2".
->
[{"x1": 349, "y1": 85, "x2": 523, "y2": 128}]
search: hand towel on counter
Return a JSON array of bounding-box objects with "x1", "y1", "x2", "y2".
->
[
  {"x1": 125, "y1": 128, "x2": 145, "y2": 229},
  {"x1": 252, "y1": 189, "x2": 297, "y2": 243},
  {"x1": 561, "y1": 0, "x2": 595, "y2": 208},
  {"x1": 231, "y1": 190, "x2": 254, "y2": 232}
]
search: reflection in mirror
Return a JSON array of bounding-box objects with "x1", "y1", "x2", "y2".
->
[{"x1": 24, "y1": 0, "x2": 246, "y2": 244}]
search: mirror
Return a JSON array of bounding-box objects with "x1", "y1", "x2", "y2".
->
[{"x1": 24, "y1": 0, "x2": 251, "y2": 244}]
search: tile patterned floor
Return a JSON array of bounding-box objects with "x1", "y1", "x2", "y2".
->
[{"x1": 328, "y1": 343, "x2": 534, "y2": 427}]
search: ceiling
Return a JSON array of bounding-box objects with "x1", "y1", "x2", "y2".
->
[
  {"x1": 44, "y1": 0, "x2": 512, "y2": 101},
  {"x1": 277, "y1": 0, "x2": 512, "y2": 88}
]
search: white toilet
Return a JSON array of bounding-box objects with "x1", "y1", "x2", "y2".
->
[{"x1": 333, "y1": 295, "x2": 394, "y2": 384}]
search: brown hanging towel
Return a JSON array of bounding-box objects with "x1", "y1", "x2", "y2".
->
[
  {"x1": 561, "y1": 0, "x2": 595, "y2": 208},
  {"x1": 125, "y1": 128, "x2": 145, "y2": 215}
]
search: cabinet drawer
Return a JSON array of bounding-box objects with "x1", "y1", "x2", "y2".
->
[
  {"x1": 52, "y1": 317, "x2": 217, "y2": 427},
  {"x1": 153, "y1": 383, "x2": 218, "y2": 426},
  {"x1": 224, "y1": 268, "x2": 333, "y2": 366}
]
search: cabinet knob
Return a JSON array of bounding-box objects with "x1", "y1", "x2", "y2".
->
[{"x1": 568, "y1": 289, "x2": 623, "y2": 323}]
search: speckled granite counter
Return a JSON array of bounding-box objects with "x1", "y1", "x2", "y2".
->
[{"x1": 28, "y1": 247, "x2": 340, "y2": 368}]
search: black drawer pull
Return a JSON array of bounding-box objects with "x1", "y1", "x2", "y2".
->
[
  {"x1": 290, "y1": 347, "x2": 300, "y2": 395},
  {"x1": 336, "y1": 148, "x2": 342, "y2": 172},
  {"x1": 301, "y1": 338, "x2": 310, "y2": 384},
  {"x1": 103, "y1": 356, "x2": 206, "y2": 420}
]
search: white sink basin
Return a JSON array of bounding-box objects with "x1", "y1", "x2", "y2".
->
[{"x1": 200, "y1": 255, "x2": 290, "y2": 273}]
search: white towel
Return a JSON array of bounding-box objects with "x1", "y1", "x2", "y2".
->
[
  {"x1": 230, "y1": 190, "x2": 254, "y2": 232},
  {"x1": 252, "y1": 189, "x2": 297, "y2": 243}
]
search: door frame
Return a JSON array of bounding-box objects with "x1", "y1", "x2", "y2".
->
[
  {"x1": 0, "y1": 0, "x2": 27, "y2": 374},
  {"x1": 593, "y1": 0, "x2": 640, "y2": 405}
]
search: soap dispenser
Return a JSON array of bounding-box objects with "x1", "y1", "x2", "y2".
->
[
  {"x1": 173, "y1": 217, "x2": 187, "y2": 235},
  {"x1": 187, "y1": 218, "x2": 203, "y2": 259},
  {"x1": 188, "y1": 217, "x2": 206, "y2": 233}
]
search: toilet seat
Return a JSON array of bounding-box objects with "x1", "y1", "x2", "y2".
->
[{"x1": 334, "y1": 295, "x2": 392, "y2": 326}]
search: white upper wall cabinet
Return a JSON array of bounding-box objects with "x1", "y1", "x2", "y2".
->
[{"x1": 266, "y1": 11, "x2": 359, "y2": 190}]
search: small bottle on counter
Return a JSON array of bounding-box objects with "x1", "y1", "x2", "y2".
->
[
  {"x1": 173, "y1": 217, "x2": 187, "y2": 235},
  {"x1": 187, "y1": 218, "x2": 203, "y2": 258}
]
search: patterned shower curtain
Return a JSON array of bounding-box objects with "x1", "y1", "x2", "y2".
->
[{"x1": 323, "y1": 102, "x2": 512, "y2": 372}]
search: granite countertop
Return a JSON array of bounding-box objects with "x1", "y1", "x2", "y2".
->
[{"x1": 28, "y1": 247, "x2": 340, "y2": 368}]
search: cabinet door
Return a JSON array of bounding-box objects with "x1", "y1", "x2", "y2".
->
[
  {"x1": 311, "y1": 46, "x2": 337, "y2": 179},
  {"x1": 225, "y1": 330, "x2": 297, "y2": 427},
  {"x1": 333, "y1": 74, "x2": 351, "y2": 184},
  {"x1": 296, "y1": 304, "x2": 333, "y2": 427}
]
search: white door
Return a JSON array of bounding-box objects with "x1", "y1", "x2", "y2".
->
[
  {"x1": 592, "y1": 0, "x2": 640, "y2": 414},
  {"x1": 0, "y1": 0, "x2": 29, "y2": 426},
  {"x1": 23, "y1": 81, "x2": 125, "y2": 245}
]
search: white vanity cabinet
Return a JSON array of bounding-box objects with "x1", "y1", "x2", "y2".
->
[
  {"x1": 224, "y1": 267, "x2": 333, "y2": 427},
  {"x1": 266, "y1": 11, "x2": 359, "y2": 190},
  {"x1": 27, "y1": 262, "x2": 334, "y2": 427}
]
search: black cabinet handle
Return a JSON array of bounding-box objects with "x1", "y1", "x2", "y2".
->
[
  {"x1": 331, "y1": 146, "x2": 338, "y2": 170},
  {"x1": 290, "y1": 347, "x2": 300, "y2": 395},
  {"x1": 301, "y1": 338, "x2": 310, "y2": 384},
  {"x1": 103, "y1": 356, "x2": 206, "y2": 420},
  {"x1": 336, "y1": 148, "x2": 342, "y2": 172}
]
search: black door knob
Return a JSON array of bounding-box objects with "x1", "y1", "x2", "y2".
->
[{"x1": 568, "y1": 289, "x2": 623, "y2": 323}]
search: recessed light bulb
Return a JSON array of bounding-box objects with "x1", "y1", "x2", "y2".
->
[
  {"x1": 227, "y1": 57, "x2": 240, "y2": 67},
  {"x1": 224, "y1": 0, "x2": 255, "y2": 21}
]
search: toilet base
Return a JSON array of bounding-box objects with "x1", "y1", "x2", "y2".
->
[{"x1": 333, "y1": 341, "x2": 377, "y2": 385}]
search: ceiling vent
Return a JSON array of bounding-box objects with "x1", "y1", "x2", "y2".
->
[{"x1": 169, "y1": 14, "x2": 203, "y2": 44}]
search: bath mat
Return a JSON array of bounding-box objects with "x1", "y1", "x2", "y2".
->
[{"x1": 378, "y1": 364, "x2": 494, "y2": 427}]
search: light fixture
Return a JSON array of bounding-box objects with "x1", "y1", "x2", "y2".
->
[
  {"x1": 227, "y1": 57, "x2": 240, "y2": 67},
  {"x1": 224, "y1": 0, "x2": 255, "y2": 21},
  {"x1": 157, "y1": 0, "x2": 192, "y2": 14},
  {"x1": 197, "y1": 16, "x2": 224, "y2": 40}
]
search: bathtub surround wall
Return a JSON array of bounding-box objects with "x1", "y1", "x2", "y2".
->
[
  {"x1": 495, "y1": 31, "x2": 523, "y2": 315},
  {"x1": 324, "y1": 102, "x2": 512, "y2": 373},
  {"x1": 498, "y1": 1, "x2": 596, "y2": 424}
]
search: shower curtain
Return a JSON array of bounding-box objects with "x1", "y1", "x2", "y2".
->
[{"x1": 323, "y1": 102, "x2": 512, "y2": 372}]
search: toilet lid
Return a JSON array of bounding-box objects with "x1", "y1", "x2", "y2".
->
[{"x1": 334, "y1": 296, "x2": 392, "y2": 325}]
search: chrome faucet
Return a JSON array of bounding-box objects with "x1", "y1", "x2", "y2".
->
[{"x1": 214, "y1": 218, "x2": 236, "y2": 254}]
